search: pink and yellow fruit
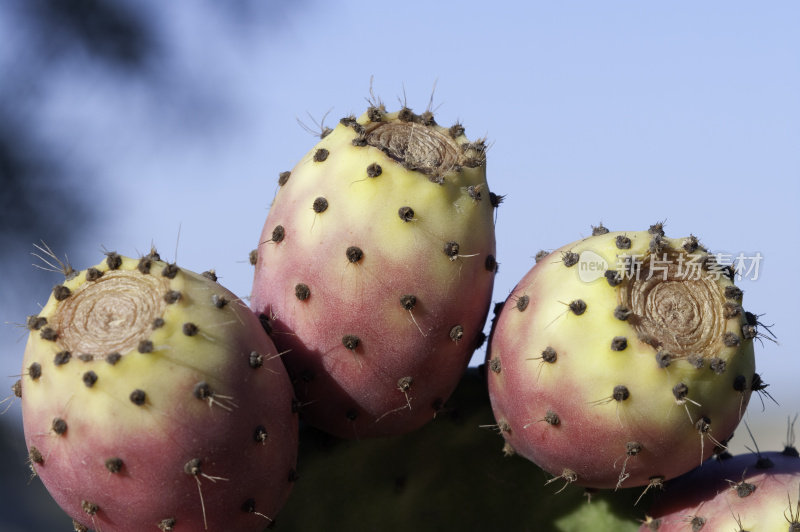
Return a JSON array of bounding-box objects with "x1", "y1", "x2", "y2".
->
[
  {"x1": 21, "y1": 251, "x2": 298, "y2": 531},
  {"x1": 251, "y1": 104, "x2": 498, "y2": 438},
  {"x1": 488, "y1": 226, "x2": 757, "y2": 489}
]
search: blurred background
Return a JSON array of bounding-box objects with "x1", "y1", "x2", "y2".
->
[{"x1": 1, "y1": 0, "x2": 797, "y2": 528}]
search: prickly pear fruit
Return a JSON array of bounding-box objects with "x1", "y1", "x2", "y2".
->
[
  {"x1": 251, "y1": 103, "x2": 498, "y2": 438},
  {"x1": 20, "y1": 251, "x2": 298, "y2": 531},
  {"x1": 487, "y1": 226, "x2": 758, "y2": 489},
  {"x1": 640, "y1": 443, "x2": 800, "y2": 530},
  {"x1": 278, "y1": 368, "x2": 644, "y2": 531}
]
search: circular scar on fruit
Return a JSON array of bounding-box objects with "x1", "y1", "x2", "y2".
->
[
  {"x1": 618, "y1": 251, "x2": 726, "y2": 359},
  {"x1": 52, "y1": 270, "x2": 169, "y2": 358},
  {"x1": 365, "y1": 121, "x2": 471, "y2": 177}
]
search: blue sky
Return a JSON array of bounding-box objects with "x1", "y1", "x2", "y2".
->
[{"x1": 2, "y1": 0, "x2": 798, "y2": 461}]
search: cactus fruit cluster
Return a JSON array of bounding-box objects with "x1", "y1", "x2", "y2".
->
[
  {"x1": 250, "y1": 103, "x2": 498, "y2": 438},
  {"x1": 487, "y1": 227, "x2": 758, "y2": 489},
  {"x1": 11, "y1": 94, "x2": 791, "y2": 531},
  {"x1": 19, "y1": 252, "x2": 298, "y2": 531}
]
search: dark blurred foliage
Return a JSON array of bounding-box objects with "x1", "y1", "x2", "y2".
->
[
  {"x1": 0, "y1": 417, "x2": 69, "y2": 530},
  {"x1": 0, "y1": 0, "x2": 156, "y2": 263},
  {"x1": 0, "y1": 0, "x2": 308, "y2": 261},
  {"x1": 24, "y1": 0, "x2": 156, "y2": 68},
  {"x1": 0, "y1": 1, "x2": 308, "y2": 528}
]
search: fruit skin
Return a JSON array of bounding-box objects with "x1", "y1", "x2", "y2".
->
[
  {"x1": 640, "y1": 449, "x2": 800, "y2": 531},
  {"x1": 21, "y1": 253, "x2": 298, "y2": 531},
  {"x1": 276, "y1": 367, "x2": 644, "y2": 532},
  {"x1": 487, "y1": 227, "x2": 757, "y2": 489},
  {"x1": 251, "y1": 106, "x2": 497, "y2": 438}
]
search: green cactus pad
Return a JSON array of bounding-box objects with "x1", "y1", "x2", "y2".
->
[{"x1": 275, "y1": 368, "x2": 645, "y2": 531}]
